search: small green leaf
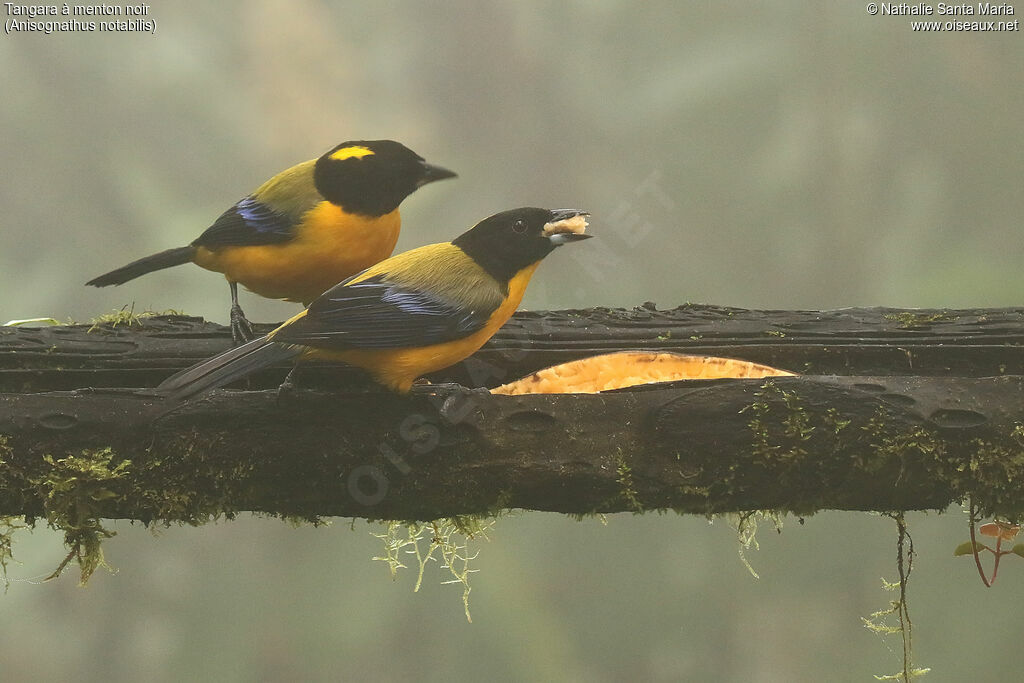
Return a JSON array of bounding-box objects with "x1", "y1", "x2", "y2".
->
[
  {"x1": 3, "y1": 317, "x2": 60, "y2": 327},
  {"x1": 1012, "y1": 544, "x2": 1024, "y2": 558},
  {"x1": 954, "y1": 541, "x2": 986, "y2": 556}
]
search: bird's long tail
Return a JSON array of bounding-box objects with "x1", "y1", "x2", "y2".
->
[
  {"x1": 86, "y1": 246, "x2": 196, "y2": 287},
  {"x1": 153, "y1": 336, "x2": 301, "y2": 403}
]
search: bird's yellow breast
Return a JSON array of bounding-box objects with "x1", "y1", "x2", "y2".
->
[{"x1": 193, "y1": 205, "x2": 400, "y2": 304}]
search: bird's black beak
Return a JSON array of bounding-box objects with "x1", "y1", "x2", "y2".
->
[
  {"x1": 544, "y1": 209, "x2": 592, "y2": 244},
  {"x1": 416, "y1": 162, "x2": 458, "y2": 187}
]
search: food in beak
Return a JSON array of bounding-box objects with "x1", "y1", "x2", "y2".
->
[{"x1": 543, "y1": 214, "x2": 590, "y2": 243}]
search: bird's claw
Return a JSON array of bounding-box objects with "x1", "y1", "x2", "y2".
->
[
  {"x1": 230, "y1": 304, "x2": 254, "y2": 345},
  {"x1": 409, "y1": 381, "x2": 491, "y2": 398}
]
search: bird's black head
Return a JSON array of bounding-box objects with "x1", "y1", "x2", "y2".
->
[
  {"x1": 313, "y1": 140, "x2": 456, "y2": 216},
  {"x1": 452, "y1": 207, "x2": 592, "y2": 287}
]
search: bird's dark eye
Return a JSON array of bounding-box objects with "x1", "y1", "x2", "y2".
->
[{"x1": 512, "y1": 219, "x2": 527, "y2": 233}]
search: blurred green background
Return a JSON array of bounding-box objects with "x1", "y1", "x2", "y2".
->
[{"x1": 2, "y1": 2, "x2": 1022, "y2": 681}]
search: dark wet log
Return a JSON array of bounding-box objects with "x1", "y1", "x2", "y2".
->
[
  {"x1": 3, "y1": 305, "x2": 1024, "y2": 392},
  {"x1": 1, "y1": 375, "x2": 1022, "y2": 522}
]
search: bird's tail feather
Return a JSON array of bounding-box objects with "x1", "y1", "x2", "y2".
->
[
  {"x1": 153, "y1": 336, "x2": 301, "y2": 403},
  {"x1": 86, "y1": 246, "x2": 196, "y2": 287}
]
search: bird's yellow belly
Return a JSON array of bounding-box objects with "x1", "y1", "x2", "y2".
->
[{"x1": 193, "y1": 206, "x2": 400, "y2": 304}]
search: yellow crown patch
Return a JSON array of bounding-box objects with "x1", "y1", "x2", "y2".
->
[{"x1": 329, "y1": 146, "x2": 375, "y2": 161}]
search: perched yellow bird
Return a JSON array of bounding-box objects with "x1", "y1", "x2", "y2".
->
[
  {"x1": 155, "y1": 207, "x2": 591, "y2": 399},
  {"x1": 86, "y1": 140, "x2": 456, "y2": 343}
]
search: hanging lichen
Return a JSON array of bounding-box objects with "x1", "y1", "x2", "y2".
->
[
  {"x1": 29, "y1": 448, "x2": 131, "y2": 584},
  {"x1": 721, "y1": 509, "x2": 785, "y2": 580},
  {"x1": 371, "y1": 516, "x2": 495, "y2": 623},
  {"x1": 863, "y1": 514, "x2": 930, "y2": 682}
]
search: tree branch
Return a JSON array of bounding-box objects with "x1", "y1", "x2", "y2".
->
[{"x1": 3, "y1": 305, "x2": 1023, "y2": 392}]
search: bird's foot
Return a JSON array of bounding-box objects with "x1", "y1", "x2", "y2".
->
[
  {"x1": 230, "y1": 304, "x2": 255, "y2": 346},
  {"x1": 409, "y1": 381, "x2": 491, "y2": 398}
]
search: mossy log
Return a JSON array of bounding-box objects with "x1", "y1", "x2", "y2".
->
[
  {"x1": 3, "y1": 305, "x2": 1024, "y2": 392},
  {"x1": 1, "y1": 304, "x2": 1023, "y2": 523}
]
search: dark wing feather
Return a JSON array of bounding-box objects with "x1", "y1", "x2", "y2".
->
[
  {"x1": 191, "y1": 196, "x2": 298, "y2": 248},
  {"x1": 271, "y1": 275, "x2": 492, "y2": 350}
]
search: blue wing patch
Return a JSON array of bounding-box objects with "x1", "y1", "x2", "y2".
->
[
  {"x1": 192, "y1": 196, "x2": 299, "y2": 248},
  {"x1": 272, "y1": 276, "x2": 491, "y2": 350}
]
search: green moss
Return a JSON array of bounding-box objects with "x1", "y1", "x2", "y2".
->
[
  {"x1": 131, "y1": 429, "x2": 262, "y2": 527},
  {"x1": 883, "y1": 311, "x2": 957, "y2": 329},
  {"x1": 858, "y1": 409, "x2": 1024, "y2": 520},
  {"x1": 961, "y1": 424, "x2": 1024, "y2": 521},
  {"x1": 27, "y1": 448, "x2": 131, "y2": 584},
  {"x1": 615, "y1": 449, "x2": 643, "y2": 513},
  {"x1": 0, "y1": 516, "x2": 24, "y2": 591},
  {"x1": 280, "y1": 515, "x2": 329, "y2": 528},
  {"x1": 739, "y1": 380, "x2": 892, "y2": 519},
  {"x1": 824, "y1": 407, "x2": 851, "y2": 434},
  {"x1": 567, "y1": 510, "x2": 611, "y2": 523},
  {"x1": 0, "y1": 429, "x2": 289, "y2": 586},
  {"x1": 87, "y1": 305, "x2": 185, "y2": 333},
  {"x1": 746, "y1": 381, "x2": 815, "y2": 463},
  {"x1": 861, "y1": 413, "x2": 941, "y2": 477},
  {"x1": 676, "y1": 483, "x2": 711, "y2": 502},
  {"x1": 741, "y1": 380, "x2": 1014, "y2": 519},
  {"x1": 0, "y1": 437, "x2": 22, "y2": 589},
  {"x1": 447, "y1": 514, "x2": 495, "y2": 538}
]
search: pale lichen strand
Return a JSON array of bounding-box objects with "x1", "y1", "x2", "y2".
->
[
  {"x1": 366, "y1": 489, "x2": 515, "y2": 621},
  {"x1": 723, "y1": 510, "x2": 785, "y2": 579},
  {"x1": 372, "y1": 516, "x2": 494, "y2": 623}
]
